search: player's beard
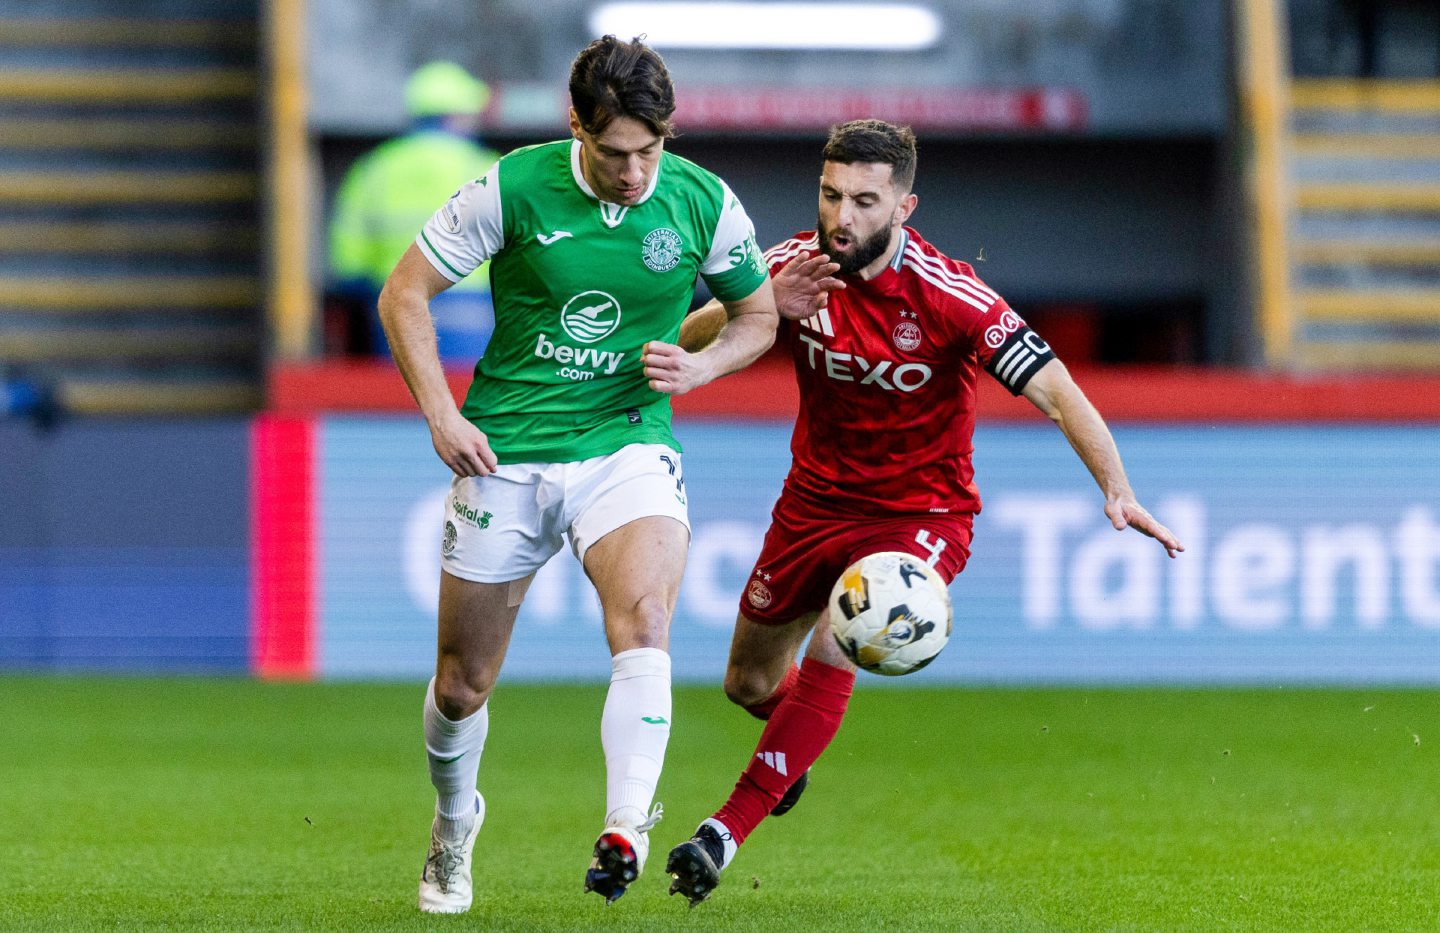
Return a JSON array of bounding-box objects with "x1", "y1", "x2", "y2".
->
[{"x1": 818, "y1": 216, "x2": 894, "y2": 275}]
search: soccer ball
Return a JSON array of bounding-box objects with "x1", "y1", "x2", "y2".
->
[{"x1": 828, "y1": 551, "x2": 953, "y2": 676}]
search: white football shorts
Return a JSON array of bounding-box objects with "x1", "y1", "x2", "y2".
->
[{"x1": 440, "y1": 442, "x2": 691, "y2": 583}]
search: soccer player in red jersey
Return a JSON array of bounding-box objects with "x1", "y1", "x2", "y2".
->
[{"x1": 664, "y1": 119, "x2": 1184, "y2": 906}]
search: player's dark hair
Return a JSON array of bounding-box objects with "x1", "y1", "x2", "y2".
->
[
  {"x1": 822, "y1": 119, "x2": 918, "y2": 192},
  {"x1": 569, "y1": 35, "x2": 677, "y2": 138}
]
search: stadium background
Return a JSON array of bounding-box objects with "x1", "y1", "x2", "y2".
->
[{"x1": 3, "y1": 0, "x2": 1440, "y2": 683}]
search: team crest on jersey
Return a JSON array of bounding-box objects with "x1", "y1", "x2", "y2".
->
[
  {"x1": 641, "y1": 227, "x2": 683, "y2": 272},
  {"x1": 893, "y1": 321, "x2": 922, "y2": 352},
  {"x1": 747, "y1": 579, "x2": 773, "y2": 610},
  {"x1": 560, "y1": 290, "x2": 622, "y2": 343}
]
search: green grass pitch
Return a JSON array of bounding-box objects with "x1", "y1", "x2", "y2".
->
[{"x1": 1, "y1": 677, "x2": 1437, "y2": 931}]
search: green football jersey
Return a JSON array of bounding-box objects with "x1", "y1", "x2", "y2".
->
[{"x1": 418, "y1": 139, "x2": 768, "y2": 463}]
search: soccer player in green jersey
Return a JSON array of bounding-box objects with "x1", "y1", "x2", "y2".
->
[{"x1": 377, "y1": 36, "x2": 832, "y2": 912}]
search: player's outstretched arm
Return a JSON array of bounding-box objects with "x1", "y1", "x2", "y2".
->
[
  {"x1": 645, "y1": 278, "x2": 779, "y2": 395},
  {"x1": 1021, "y1": 359, "x2": 1184, "y2": 558},
  {"x1": 378, "y1": 245, "x2": 498, "y2": 477}
]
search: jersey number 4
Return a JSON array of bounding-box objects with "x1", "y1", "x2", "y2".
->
[{"x1": 915, "y1": 529, "x2": 947, "y2": 567}]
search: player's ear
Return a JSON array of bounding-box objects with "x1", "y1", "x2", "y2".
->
[
  {"x1": 894, "y1": 192, "x2": 918, "y2": 226},
  {"x1": 568, "y1": 108, "x2": 583, "y2": 140}
]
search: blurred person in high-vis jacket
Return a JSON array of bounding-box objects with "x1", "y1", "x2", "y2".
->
[{"x1": 328, "y1": 61, "x2": 499, "y2": 362}]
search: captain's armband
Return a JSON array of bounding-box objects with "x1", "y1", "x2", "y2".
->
[{"x1": 985, "y1": 326, "x2": 1055, "y2": 395}]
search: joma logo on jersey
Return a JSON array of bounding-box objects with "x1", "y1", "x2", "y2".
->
[{"x1": 796, "y1": 333, "x2": 933, "y2": 393}]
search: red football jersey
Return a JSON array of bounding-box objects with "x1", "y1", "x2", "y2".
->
[{"x1": 765, "y1": 227, "x2": 1053, "y2": 516}]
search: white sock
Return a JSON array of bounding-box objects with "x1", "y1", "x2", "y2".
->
[
  {"x1": 601, "y1": 647, "x2": 672, "y2": 828},
  {"x1": 701, "y1": 817, "x2": 739, "y2": 869},
  {"x1": 423, "y1": 677, "x2": 488, "y2": 841}
]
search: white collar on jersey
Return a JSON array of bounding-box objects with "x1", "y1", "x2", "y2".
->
[
  {"x1": 570, "y1": 139, "x2": 661, "y2": 228},
  {"x1": 887, "y1": 228, "x2": 909, "y2": 272}
]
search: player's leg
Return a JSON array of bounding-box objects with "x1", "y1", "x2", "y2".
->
[
  {"x1": 667, "y1": 488, "x2": 853, "y2": 904},
  {"x1": 578, "y1": 514, "x2": 688, "y2": 901},
  {"x1": 420, "y1": 469, "x2": 561, "y2": 914},
  {"x1": 722, "y1": 609, "x2": 812, "y2": 712},
  {"x1": 665, "y1": 609, "x2": 817, "y2": 904},
  {"x1": 429, "y1": 570, "x2": 528, "y2": 821},
  {"x1": 721, "y1": 610, "x2": 812, "y2": 813},
  {"x1": 568, "y1": 444, "x2": 692, "y2": 902},
  {"x1": 587, "y1": 514, "x2": 688, "y2": 831},
  {"x1": 713, "y1": 518, "x2": 971, "y2": 843},
  {"x1": 721, "y1": 486, "x2": 837, "y2": 720},
  {"x1": 419, "y1": 572, "x2": 526, "y2": 913},
  {"x1": 669, "y1": 608, "x2": 857, "y2": 903},
  {"x1": 688, "y1": 516, "x2": 969, "y2": 876}
]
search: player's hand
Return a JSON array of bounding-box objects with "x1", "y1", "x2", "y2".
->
[
  {"x1": 1106, "y1": 498, "x2": 1185, "y2": 558},
  {"x1": 429, "y1": 409, "x2": 498, "y2": 477},
  {"x1": 643, "y1": 340, "x2": 716, "y2": 395},
  {"x1": 772, "y1": 252, "x2": 845, "y2": 321}
]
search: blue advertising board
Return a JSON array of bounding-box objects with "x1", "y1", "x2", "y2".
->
[
  {"x1": 317, "y1": 418, "x2": 1440, "y2": 684},
  {"x1": 0, "y1": 419, "x2": 251, "y2": 673}
]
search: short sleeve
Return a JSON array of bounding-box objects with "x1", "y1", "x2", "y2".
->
[
  {"x1": 416, "y1": 162, "x2": 504, "y2": 283},
  {"x1": 698, "y1": 181, "x2": 768, "y2": 302}
]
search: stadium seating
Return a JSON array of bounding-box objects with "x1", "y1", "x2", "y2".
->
[
  {"x1": 0, "y1": 9, "x2": 263, "y2": 414},
  {"x1": 1288, "y1": 79, "x2": 1440, "y2": 369}
]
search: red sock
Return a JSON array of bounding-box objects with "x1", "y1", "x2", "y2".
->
[
  {"x1": 714, "y1": 657, "x2": 854, "y2": 844},
  {"x1": 742, "y1": 664, "x2": 799, "y2": 721}
]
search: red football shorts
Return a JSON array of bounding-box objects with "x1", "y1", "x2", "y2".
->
[{"x1": 739, "y1": 485, "x2": 974, "y2": 625}]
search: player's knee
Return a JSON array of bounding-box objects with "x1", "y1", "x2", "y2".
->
[
  {"x1": 622, "y1": 592, "x2": 672, "y2": 646},
  {"x1": 434, "y1": 663, "x2": 495, "y2": 720},
  {"x1": 723, "y1": 665, "x2": 773, "y2": 709}
]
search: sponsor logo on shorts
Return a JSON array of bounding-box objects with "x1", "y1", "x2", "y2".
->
[
  {"x1": 747, "y1": 579, "x2": 773, "y2": 609},
  {"x1": 452, "y1": 501, "x2": 491, "y2": 529},
  {"x1": 893, "y1": 321, "x2": 922, "y2": 351},
  {"x1": 442, "y1": 520, "x2": 458, "y2": 556},
  {"x1": 642, "y1": 227, "x2": 683, "y2": 273}
]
